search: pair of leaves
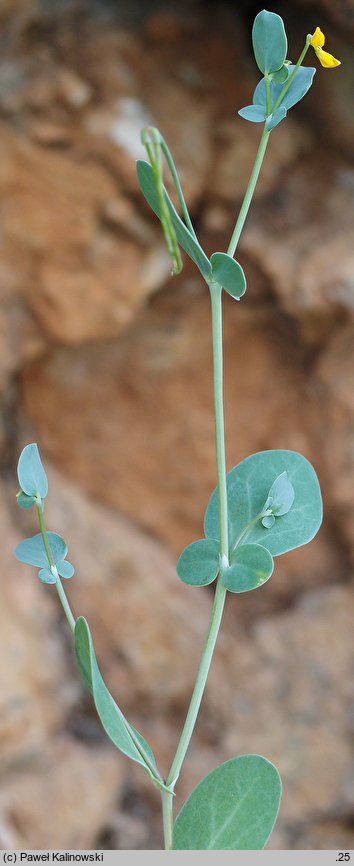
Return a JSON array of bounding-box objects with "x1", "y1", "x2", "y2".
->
[
  {"x1": 177, "y1": 450, "x2": 322, "y2": 592},
  {"x1": 136, "y1": 161, "x2": 246, "y2": 300},
  {"x1": 239, "y1": 65, "x2": 316, "y2": 130},
  {"x1": 176, "y1": 539, "x2": 273, "y2": 594},
  {"x1": 17, "y1": 443, "x2": 48, "y2": 506},
  {"x1": 15, "y1": 532, "x2": 74, "y2": 583},
  {"x1": 74, "y1": 617, "x2": 169, "y2": 792},
  {"x1": 239, "y1": 12, "x2": 316, "y2": 131},
  {"x1": 174, "y1": 754, "x2": 282, "y2": 849}
]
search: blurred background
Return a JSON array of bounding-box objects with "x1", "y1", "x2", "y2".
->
[{"x1": 0, "y1": 0, "x2": 353, "y2": 851}]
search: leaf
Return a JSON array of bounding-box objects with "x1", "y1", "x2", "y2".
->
[
  {"x1": 38, "y1": 567, "x2": 56, "y2": 585},
  {"x1": 222, "y1": 543, "x2": 274, "y2": 593},
  {"x1": 15, "y1": 532, "x2": 67, "y2": 568},
  {"x1": 173, "y1": 754, "x2": 282, "y2": 849},
  {"x1": 176, "y1": 538, "x2": 220, "y2": 587},
  {"x1": 57, "y1": 559, "x2": 75, "y2": 579},
  {"x1": 253, "y1": 65, "x2": 316, "y2": 113},
  {"x1": 17, "y1": 443, "x2": 48, "y2": 499},
  {"x1": 16, "y1": 490, "x2": 36, "y2": 509},
  {"x1": 204, "y1": 450, "x2": 323, "y2": 557},
  {"x1": 210, "y1": 253, "x2": 247, "y2": 300},
  {"x1": 271, "y1": 64, "x2": 290, "y2": 84},
  {"x1": 265, "y1": 105, "x2": 287, "y2": 131},
  {"x1": 262, "y1": 514, "x2": 275, "y2": 529},
  {"x1": 238, "y1": 104, "x2": 266, "y2": 123},
  {"x1": 136, "y1": 160, "x2": 212, "y2": 280},
  {"x1": 74, "y1": 617, "x2": 169, "y2": 791},
  {"x1": 266, "y1": 470, "x2": 295, "y2": 516},
  {"x1": 252, "y1": 10, "x2": 287, "y2": 75}
]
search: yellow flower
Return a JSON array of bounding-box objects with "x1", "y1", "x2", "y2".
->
[{"x1": 310, "y1": 26, "x2": 341, "y2": 68}]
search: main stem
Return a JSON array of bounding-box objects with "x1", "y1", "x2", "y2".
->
[
  {"x1": 36, "y1": 503, "x2": 76, "y2": 633},
  {"x1": 163, "y1": 284, "x2": 229, "y2": 847}
]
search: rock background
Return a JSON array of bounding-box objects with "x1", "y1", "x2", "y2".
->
[{"x1": 0, "y1": 0, "x2": 353, "y2": 851}]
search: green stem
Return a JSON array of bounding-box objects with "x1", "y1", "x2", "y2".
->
[
  {"x1": 273, "y1": 40, "x2": 311, "y2": 113},
  {"x1": 166, "y1": 284, "x2": 229, "y2": 792},
  {"x1": 227, "y1": 126, "x2": 270, "y2": 258},
  {"x1": 166, "y1": 578, "x2": 227, "y2": 792},
  {"x1": 161, "y1": 788, "x2": 174, "y2": 850},
  {"x1": 210, "y1": 284, "x2": 229, "y2": 562},
  {"x1": 36, "y1": 503, "x2": 76, "y2": 633}
]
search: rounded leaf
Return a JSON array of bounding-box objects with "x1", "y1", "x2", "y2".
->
[
  {"x1": 254, "y1": 65, "x2": 316, "y2": 113},
  {"x1": 222, "y1": 543, "x2": 274, "y2": 593},
  {"x1": 204, "y1": 450, "x2": 323, "y2": 557},
  {"x1": 176, "y1": 538, "x2": 220, "y2": 586},
  {"x1": 17, "y1": 443, "x2": 48, "y2": 499},
  {"x1": 265, "y1": 105, "x2": 287, "y2": 131},
  {"x1": 16, "y1": 490, "x2": 36, "y2": 509},
  {"x1": 15, "y1": 532, "x2": 67, "y2": 568},
  {"x1": 38, "y1": 567, "x2": 56, "y2": 585},
  {"x1": 57, "y1": 559, "x2": 75, "y2": 579},
  {"x1": 173, "y1": 754, "x2": 282, "y2": 849},
  {"x1": 252, "y1": 11, "x2": 287, "y2": 75},
  {"x1": 210, "y1": 253, "x2": 246, "y2": 300}
]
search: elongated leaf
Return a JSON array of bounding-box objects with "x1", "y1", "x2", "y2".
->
[
  {"x1": 74, "y1": 617, "x2": 168, "y2": 790},
  {"x1": 253, "y1": 65, "x2": 316, "y2": 113},
  {"x1": 15, "y1": 532, "x2": 67, "y2": 568},
  {"x1": 252, "y1": 11, "x2": 287, "y2": 75},
  {"x1": 136, "y1": 160, "x2": 212, "y2": 279},
  {"x1": 222, "y1": 543, "x2": 274, "y2": 593},
  {"x1": 238, "y1": 104, "x2": 266, "y2": 123},
  {"x1": 173, "y1": 754, "x2": 282, "y2": 849},
  {"x1": 176, "y1": 538, "x2": 220, "y2": 586},
  {"x1": 17, "y1": 443, "x2": 48, "y2": 499},
  {"x1": 210, "y1": 253, "x2": 247, "y2": 300},
  {"x1": 204, "y1": 450, "x2": 322, "y2": 557}
]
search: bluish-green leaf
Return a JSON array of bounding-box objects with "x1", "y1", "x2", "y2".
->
[
  {"x1": 38, "y1": 567, "x2": 56, "y2": 585},
  {"x1": 238, "y1": 104, "x2": 266, "y2": 123},
  {"x1": 210, "y1": 253, "x2": 247, "y2": 300},
  {"x1": 16, "y1": 490, "x2": 36, "y2": 509},
  {"x1": 176, "y1": 538, "x2": 220, "y2": 587},
  {"x1": 204, "y1": 450, "x2": 322, "y2": 557},
  {"x1": 17, "y1": 443, "x2": 48, "y2": 499},
  {"x1": 74, "y1": 617, "x2": 169, "y2": 791},
  {"x1": 262, "y1": 514, "x2": 275, "y2": 529},
  {"x1": 253, "y1": 65, "x2": 316, "y2": 113},
  {"x1": 266, "y1": 470, "x2": 295, "y2": 516},
  {"x1": 173, "y1": 754, "x2": 282, "y2": 849},
  {"x1": 15, "y1": 532, "x2": 67, "y2": 568},
  {"x1": 252, "y1": 11, "x2": 287, "y2": 75},
  {"x1": 57, "y1": 559, "x2": 75, "y2": 579},
  {"x1": 136, "y1": 160, "x2": 212, "y2": 280},
  {"x1": 271, "y1": 64, "x2": 290, "y2": 84},
  {"x1": 265, "y1": 105, "x2": 287, "y2": 130},
  {"x1": 222, "y1": 543, "x2": 274, "y2": 593}
]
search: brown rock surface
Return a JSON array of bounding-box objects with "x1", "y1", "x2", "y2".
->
[{"x1": 0, "y1": 738, "x2": 123, "y2": 849}]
